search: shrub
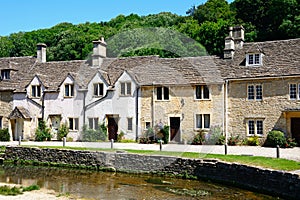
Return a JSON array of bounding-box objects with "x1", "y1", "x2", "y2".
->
[
  {"x1": 35, "y1": 121, "x2": 51, "y2": 141},
  {"x1": 117, "y1": 131, "x2": 125, "y2": 142},
  {"x1": 227, "y1": 135, "x2": 240, "y2": 146},
  {"x1": 264, "y1": 130, "x2": 286, "y2": 147},
  {"x1": 285, "y1": 138, "x2": 297, "y2": 148},
  {"x1": 160, "y1": 125, "x2": 170, "y2": 144},
  {"x1": 81, "y1": 123, "x2": 107, "y2": 142},
  {"x1": 0, "y1": 128, "x2": 10, "y2": 141},
  {"x1": 191, "y1": 130, "x2": 205, "y2": 145},
  {"x1": 57, "y1": 123, "x2": 69, "y2": 141},
  {"x1": 246, "y1": 136, "x2": 260, "y2": 146}
]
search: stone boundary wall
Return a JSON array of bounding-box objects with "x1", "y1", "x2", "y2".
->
[{"x1": 4, "y1": 146, "x2": 300, "y2": 199}]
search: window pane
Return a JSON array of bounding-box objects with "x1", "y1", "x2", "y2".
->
[
  {"x1": 157, "y1": 87, "x2": 162, "y2": 100},
  {"x1": 94, "y1": 118, "x2": 99, "y2": 129},
  {"x1": 93, "y1": 84, "x2": 98, "y2": 96},
  {"x1": 128, "y1": 118, "x2": 133, "y2": 131},
  {"x1": 248, "y1": 85, "x2": 255, "y2": 100},
  {"x1": 257, "y1": 120, "x2": 263, "y2": 135},
  {"x1": 145, "y1": 122, "x2": 151, "y2": 129},
  {"x1": 203, "y1": 85, "x2": 209, "y2": 99},
  {"x1": 32, "y1": 86, "x2": 36, "y2": 97},
  {"x1": 65, "y1": 85, "x2": 69, "y2": 96},
  {"x1": 248, "y1": 120, "x2": 255, "y2": 135},
  {"x1": 37, "y1": 86, "x2": 41, "y2": 97},
  {"x1": 70, "y1": 85, "x2": 74, "y2": 96},
  {"x1": 75, "y1": 118, "x2": 79, "y2": 130},
  {"x1": 195, "y1": 85, "x2": 201, "y2": 99},
  {"x1": 99, "y1": 84, "x2": 103, "y2": 95},
  {"x1": 254, "y1": 54, "x2": 260, "y2": 64},
  {"x1": 69, "y1": 118, "x2": 73, "y2": 130},
  {"x1": 0, "y1": 116, "x2": 2, "y2": 128},
  {"x1": 127, "y1": 82, "x2": 131, "y2": 95},
  {"x1": 290, "y1": 84, "x2": 297, "y2": 99},
  {"x1": 88, "y1": 118, "x2": 93, "y2": 129},
  {"x1": 121, "y1": 83, "x2": 125, "y2": 95},
  {"x1": 204, "y1": 114, "x2": 210, "y2": 128},
  {"x1": 196, "y1": 114, "x2": 202, "y2": 129},
  {"x1": 249, "y1": 54, "x2": 254, "y2": 65},
  {"x1": 163, "y1": 87, "x2": 169, "y2": 100},
  {"x1": 256, "y1": 85, "x2": 262, "y2": 100}
]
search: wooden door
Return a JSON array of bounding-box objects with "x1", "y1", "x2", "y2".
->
[
  {"x1": 170, "y1": 117, "x2": 180, "y2": 142},
  {"x1": 108, "y1": 117, "x2": 118, "y2": 141},
  {"x1": 291, "y1": 118, "x2": 300, "y2": 145}
]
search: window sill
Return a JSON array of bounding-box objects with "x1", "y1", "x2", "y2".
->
[
  {"x1": 155, "y1": 99, "x2": 170, "y2": 102},
  {"x1": 194, "y1": 128, "x2": 210, "y2": 131},
  {"x1": 64, "y1": 96, "x2": 74, "y2": 98},
  {"x1": 247, "y1": 134, "x2": 263, "y2": 137},
  {"x1": 194, "y1": 99, "x2": 211, "y2": 101}
]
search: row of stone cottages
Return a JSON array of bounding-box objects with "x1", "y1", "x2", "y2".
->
[{"x1": 0, "y1": 26, "x2": 299, "y2": 144}]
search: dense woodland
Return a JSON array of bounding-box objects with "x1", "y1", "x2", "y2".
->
[{"x1": 0, "y1": 0, "x2": 299, "y2": 61}]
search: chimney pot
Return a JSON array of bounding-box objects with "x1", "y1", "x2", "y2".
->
[{"x1": 92, "y1": 37, "x2": 107, "y2": 66}]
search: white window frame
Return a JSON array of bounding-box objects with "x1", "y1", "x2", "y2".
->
[
  {"x1": 127, "y1": 117, "x2": 133, "y2": 131},
  {"x1": 246, "y1": 119, "x2": 264, "y2": 136},
  {"x1": 88, "y1": 117, "x2": 99, "y2": 130},
  {"x1": 156, "y1": 86, "x2": 169, "y2": 101},
  {"x1": 289, "y1": 83, "x2": 298, "y2": 100},
  {"x1": 120, "y1": 82, "x2": 132, "y2": 96},
  {"x1": 1, "y1": 69, "x2": 10, "y2": 80},
  {"x1": 93, "y1": 83, "x2": 104, "y2": 97},
  {"x1": 195, "y1": 85, "x2": 210, "y2": 100},
  {"x1": 69, "y1": 118, "x2": 79, "y2": 131},
  {"x1": 246, "y1": 53, "x2": 262, "y2": 66},
  {"x1": 195, "y1": 114, "x2": 210, "y2": 130},
  {"x1": 247, "y1": 84, "x2": 262, "y2": 100},
  {"x1": 31, "y1": 85, "x2": 41, "y2": 98},
  {"x1": 64, "y1": 84, "x2": 74, "y2": 97}
]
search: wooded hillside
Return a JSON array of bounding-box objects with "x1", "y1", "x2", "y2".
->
[{"x1": 0, "y1": 0, "x2": 299, "y2": 61}]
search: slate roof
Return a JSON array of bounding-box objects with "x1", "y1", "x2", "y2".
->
[{"x1": 221, "y1": 38, "x2": 300, "y2": 79}]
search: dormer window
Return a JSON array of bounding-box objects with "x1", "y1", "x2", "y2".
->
[
  {"x1": 246, "y1": 53, "x2": 262, "y2": 66},
  {"x1": 1, "y1": 69, "x2": 10, "y2": 80},
  {"x1": 65, "y1": 84, "x2": 74, "y2": 97},
  {"x1": 31, "y1": 85, "x2": 41, "y2": 98}
]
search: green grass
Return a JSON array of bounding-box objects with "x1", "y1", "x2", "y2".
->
[
  {"x1": 19, "y1": 145, "x2": 300, "y2": 171},
  {"x1": 0, "y1": 184, "x2": 40, "y2": 196}
]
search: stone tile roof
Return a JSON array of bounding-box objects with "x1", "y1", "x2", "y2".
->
[
  {"x1": 222, "y1": 38, "x2": 300, "y2": 79},
  {"x1": 9, "y1": 106, "x2": 31, "y2": 119}
]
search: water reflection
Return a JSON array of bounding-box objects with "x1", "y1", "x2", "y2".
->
[{"x1": 0, "y1": 165, "x2": 278, "y2": 199}]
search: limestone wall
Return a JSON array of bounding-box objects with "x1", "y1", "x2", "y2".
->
[
  {"x1": 0, "y1": 91, "x2": 13, "y2": 128},
  {"x1": 4, "y1": 146, "x2": 300, "y2": 199}
]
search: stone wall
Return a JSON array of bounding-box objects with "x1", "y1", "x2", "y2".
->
[
  {"x1": 0, "y1": 91, "x2": 13, "y2": 129},
  {"x1": 4, "y1": 146, "x2": 300, "y2": 199}
]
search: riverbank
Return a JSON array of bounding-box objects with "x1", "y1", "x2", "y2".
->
[{"x1": 4, "y1": 146, "x2": 300, "y2": 199}]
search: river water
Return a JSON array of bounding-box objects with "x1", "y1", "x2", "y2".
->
[{"x1": 0, "y1": 165, "x2": 279, "y2": 199}]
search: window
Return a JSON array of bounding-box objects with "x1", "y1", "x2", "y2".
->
[
  {"x1": 93, "y1": 83, "x2": 103, "y2": 96},
  {"x1": 69, "y1": 118, "x2": 79, "y2": 131},
  {"x1": 290, "y1": 84, "x2": 297, "y2": 99},
  {"x1": 157, "y1": 86, "x2": 169, "y2": 100},
  {"x1": 145, "y1": 122, "x2": 151, "y2": 129},
  {"x1": 247, "y1": 84, "x2": 262, "y2": 100},
  {"x1": 195, "y1": 85, "x2": 209, "y2": 100},
  {"x1": 247, "y1": 119, "x2": 263, "y2": 136},
  {"x1": 120, "y1": 82, "x2": 131, "y2": 96},
  {"x1": 1, "y1": 69, "x2": 10, "y2": 80},
  {"x1": 31, "y1": 85, "x2": 41, "y2": 98},
  {"x1": 65, "y1": 84, "x2": 74, "y2": 97},
  {"x1": 127, "y1": 118, "x2": 133, "y2": 131},
  {"x1": 195, "y1": 114, "x2": 210, "y2": 129},
  {"x1": 88, "y1": 118, "x2": 99, "y2": 130},
  {"x1": 0, "y1": 116, "x2": 2, "y2": 129},
  {"x1": 247, "y1": 53, "x2": 261, "y2": 66}
]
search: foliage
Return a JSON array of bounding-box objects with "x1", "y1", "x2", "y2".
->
[
  {"x1": 191, "y1": 130, "x2": 206, "y2": 145},
  {"x1": 22, "y1": 184, "x2": 40, "y2": 192},
  {"x1": 139, "y1": 127, "x2": 155, "y2": 144},
  {"x1": 285, "y1": 138, "x2": 297, "y2": 148},
  {"x1": 206, "y1": 126, "x2": 225, "y2": 145},
  {"x1": 35, "y1": 120, "x2": 51, "y2": 141},
  {"x1": 0, "y1": 128, "x2": 10, "y2": 141},
  {"x1": 264, "y1": 130, "x2": 287, "y2": 148},
  {"x1": 246, "y1": 136, "x2": 260, "y2": 146},
  {"x1": 81, "y1": 123, "x2": 107, "y2": 142},
  {"x1": 160, "y1": 125, "x2": 170, "y2": 144},
  {"x1": 227, "y1": 135, "x2": 240, "y2": 146},
  {"x1": 0, "y1": 185, "x2": 22, "y2": 196},
  {"x1": 57, "y1": 123, "x2": 69, "y2": 141},
  {"x1": 117, "y1": 131, "x2": 125, "y2": 142}
]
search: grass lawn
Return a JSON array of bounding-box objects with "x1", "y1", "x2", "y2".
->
[{"x1": 19, "y1": 145, "x2": 300, "y2": 171}]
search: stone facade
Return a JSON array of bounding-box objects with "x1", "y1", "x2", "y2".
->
[
  {"x1": 0, "y1": 91, "x2": 13, "y2": 129},
  {"x1": 4, "y1": 146, "x2": 300, "y2": 200},
  {"x1": 228, "y1": 77, "x2": 300, "y2": 139}
]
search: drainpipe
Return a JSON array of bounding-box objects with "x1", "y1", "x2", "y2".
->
[
  {"x1": 135, "y1": 86, "x2": 140, "y2": 141},
  {"x1": 41, "y1": 91, "x2": 45, "y2": 121},
  {"x1": 152, "y1": 83, "x2": 155, "y2": 139},
  {"x1": 82, "y1": 90, "x2": 87, "y2": 125},
  {"x1": 225, "y1": 80, "x2": 229, "y2": 145}
]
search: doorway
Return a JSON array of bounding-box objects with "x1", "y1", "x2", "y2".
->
[
  {"x1": 107, "y1": 116, "x2": 118, "y2": 141},
  {"x1": 291, "y1": 118, "x2": 300, "y2": 145},
  {"x1": 170, "y1": 117, "x2": 180, "y2": 142}
]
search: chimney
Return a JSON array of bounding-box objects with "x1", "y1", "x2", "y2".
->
[
  {"x1": 232, "y1": 25, "x2": 244, "y2": 49},
  {"x1": 92, "y1": 37, "x2": 107, "y2": 66},
  {"x1": 224, "y1": 27, "x2": 235, "y2": 59},
  {"x1": 37, "y1": 43, "x2": 47, "y2": 63}
]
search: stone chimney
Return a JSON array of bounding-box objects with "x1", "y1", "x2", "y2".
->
[
  {"x1": 37, "y1": 43, "x2": 47, "y2": 63},
  {"x1": 223, "y1": 25, "x2": 244, "y2": 59},
  {"x1": 92, "y1": 37, "x2": 107, "y2": 66}
]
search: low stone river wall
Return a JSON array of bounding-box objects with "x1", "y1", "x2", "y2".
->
[{"x1": 4, "y1": 146, "x2": 300, "y2": 199}]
